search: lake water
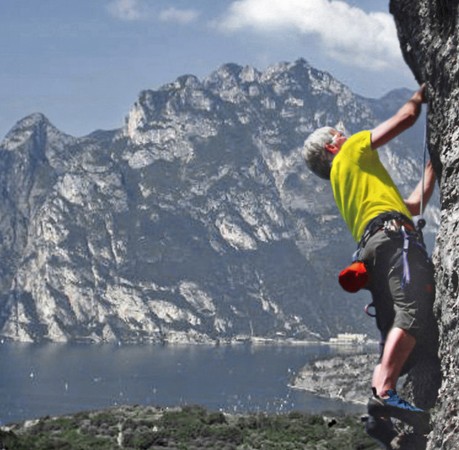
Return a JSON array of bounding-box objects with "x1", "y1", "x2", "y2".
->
[{"x1": 0, "y1": 342, "x2": 366, "y2": 426}]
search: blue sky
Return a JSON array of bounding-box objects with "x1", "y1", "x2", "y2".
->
[{"x1": 0, "y1": 0, "x2": 417, "y2": 139}]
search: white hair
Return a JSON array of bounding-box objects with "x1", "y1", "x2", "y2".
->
[{"x1": 303, "y1": 126, "x2": 334, "y2": 180}]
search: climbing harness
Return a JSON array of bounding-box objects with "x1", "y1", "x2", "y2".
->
[
  {"x1": 338, "y1": 212, "x2": 417, "y2": 295},
  {"x1": 401, "y1": 226, "x2": 411, "y2": 287}
]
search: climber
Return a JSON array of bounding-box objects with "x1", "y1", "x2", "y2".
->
[{"x1": 303, "y1": 84, "x2": 437, "y2": 435}]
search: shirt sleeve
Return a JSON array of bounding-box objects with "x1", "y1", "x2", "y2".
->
[{"x1": 339, "y1": 131, "x2": 372, "y2": 163}]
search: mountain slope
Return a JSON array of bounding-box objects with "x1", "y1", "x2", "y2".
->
[{"x1": 0, "y1": 59, "x2": 434, "y2": 344}]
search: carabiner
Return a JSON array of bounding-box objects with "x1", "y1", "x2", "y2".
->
[{"x1": 364, "y1": 302, "x2": 377, "y2": 318}]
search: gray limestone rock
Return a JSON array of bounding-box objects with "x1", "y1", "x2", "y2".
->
[{"x1": 390, "y1": 2, "x2": 458, "y2": 449}]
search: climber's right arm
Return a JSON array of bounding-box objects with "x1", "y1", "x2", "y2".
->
[{"x1": 371, "y1": 84, "x2": 426, "y2": 150}]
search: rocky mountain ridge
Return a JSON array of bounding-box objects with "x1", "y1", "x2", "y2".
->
[{"x1": 0, "y1": 59, "x2": 435, "y2": 344}]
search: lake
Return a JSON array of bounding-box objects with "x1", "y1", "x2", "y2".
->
[{"x1": 0, "y1": 341, "x2": 366, "y2": 426}]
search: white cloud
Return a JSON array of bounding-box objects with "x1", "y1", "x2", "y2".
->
[
  {"x1": 216, "y1": 0, "x2": 402, "y2": 71},
  {"x1": 107, "y1": 1, "x2": 199, "y2": 25},
  {"x1": 107, "y1": 0, "x2": 143, "y2": 21},
  {"x1": 159, "y1": 7, "x2": 200, "y2": 24}
]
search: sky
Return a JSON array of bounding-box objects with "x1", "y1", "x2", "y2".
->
[{"x1": 0, "y1": 0, "x2": 419, "y2": 140}]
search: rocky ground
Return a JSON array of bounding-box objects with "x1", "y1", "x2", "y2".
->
[
  {"x1": 290, "y1": 351, "x2": 378, "y2": 405},
  {"x1": 291, "y1": 351, "x2": 433, "y2": 450}
]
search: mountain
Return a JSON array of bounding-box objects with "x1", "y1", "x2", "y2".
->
[{"x1": 0, "y1": 59, "x2": 436, "y2": 344}]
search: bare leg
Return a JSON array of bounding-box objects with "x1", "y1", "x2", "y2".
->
[
  {"x1": 373, "y1": 327, "x2": 416, "y2": 397},
  {"x1": 372, "y1": 363, "x2": 381, "y2": 390},
  {"x1": 367, "y1": 328, "x2": 430, "y2": 434}
]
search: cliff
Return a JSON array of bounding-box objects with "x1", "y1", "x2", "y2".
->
[{"x1": 390, "y1": 2, "x2": 459, "y2": 449}]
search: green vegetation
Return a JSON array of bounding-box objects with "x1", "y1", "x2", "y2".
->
[{"x1": 0, "y1": 405, "x2": 377, "y2": 450}]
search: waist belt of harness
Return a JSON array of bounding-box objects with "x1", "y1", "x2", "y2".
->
[{"x1": 359, "y1": 211, "x2": 416, "y2": 249}]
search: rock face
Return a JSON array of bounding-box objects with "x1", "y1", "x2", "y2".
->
[
  {"x1": 390, "y1": 2, "x2": 459, "y2": 449},
  {"x1": 291, "y1": 352, "x2": 374, "y2": 405},
  {"x1": 0, "y1": 59, "x2": 435, "y2": 345}
]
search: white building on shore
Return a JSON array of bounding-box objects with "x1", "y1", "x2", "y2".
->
[{"x1": 329, "y1": 333, "x2": 368, "y2": 345}]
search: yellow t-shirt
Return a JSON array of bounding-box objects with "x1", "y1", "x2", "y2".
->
[{"x1": 330, "y1": 130, "x2": 412, "y2": 242}]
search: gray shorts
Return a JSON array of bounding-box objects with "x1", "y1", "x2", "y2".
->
[{"x1": 359, "y1": 229, "x2": 436, "y2": 367}]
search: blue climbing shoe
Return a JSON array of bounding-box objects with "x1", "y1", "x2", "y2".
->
[{"x1": 367, "y1": 389, "x2": 430, "y2": 434}]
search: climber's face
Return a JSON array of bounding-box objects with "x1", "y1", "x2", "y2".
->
[{"x1": 325, "y1": 129, "x2": 347, "y2": 155}]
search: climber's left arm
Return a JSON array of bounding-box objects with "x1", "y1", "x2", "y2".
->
[{"x1": 404, "y1": 161, "x2": 436, "y2": 216}]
